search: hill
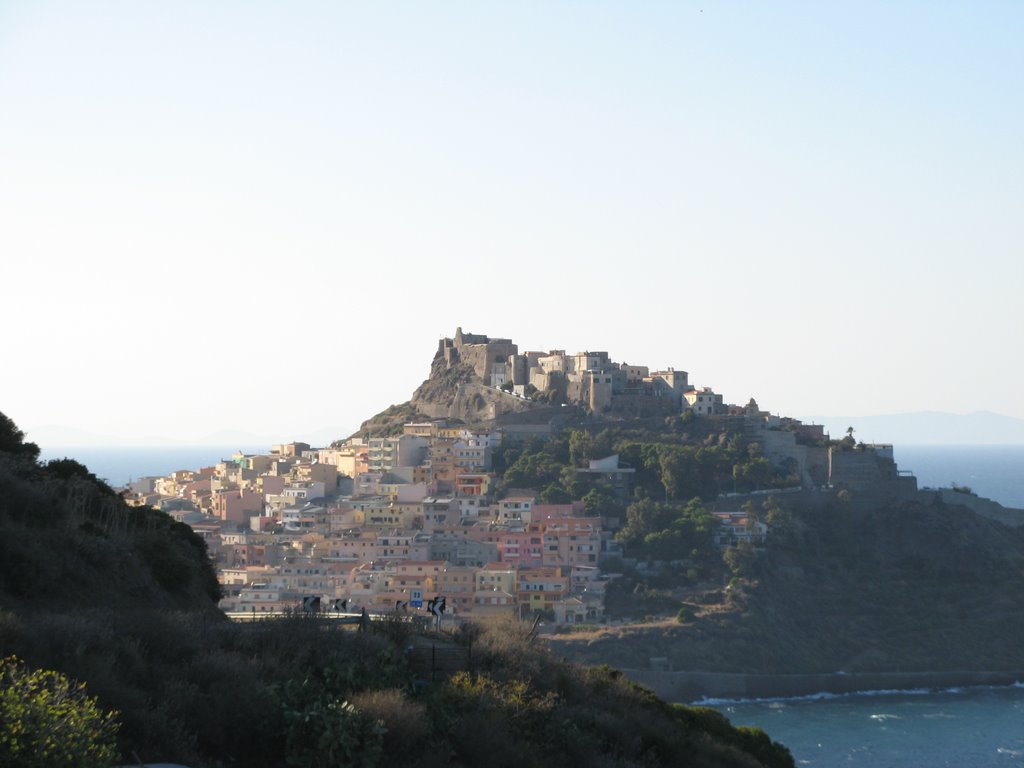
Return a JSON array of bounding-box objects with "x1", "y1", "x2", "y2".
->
[
  {"x1": 0, "y1": 410, "x2": 792, "y2": 767},
  {"x1": 546, "y1": 490, "x2": 1024, "y2": 694},
  {"x1": 343, "y1": 329, "x2": 1024, "y2": 697}
]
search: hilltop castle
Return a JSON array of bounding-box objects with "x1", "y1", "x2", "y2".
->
[{"x1": 437, "y1": 327, "x2": 708, "y2": 417}]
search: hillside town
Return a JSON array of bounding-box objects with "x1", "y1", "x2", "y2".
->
[{"x1": 123, "y1": 329, "x2": 918, "y2": 625}]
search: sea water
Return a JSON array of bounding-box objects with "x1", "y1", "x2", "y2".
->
[
  {"x1": 38, "y1": 445, "x2": 266, "y2": 487},
  {"x1": 708, "y1": 685, "x2": 1024, "y2": 767},
  {"x1": 895, "y1": 445, "x2": 1024, "y2": 509}
]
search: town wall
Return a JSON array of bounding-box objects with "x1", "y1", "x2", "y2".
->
[
  {"x1": 605, "y1": 392, "x2": 679, "y2": 419},
  {"x1": 754, "y1": 428, "x2": 829, "y2": 487},
  {"x1": 830, "y1": 448, "x2": 893, "y2": 486}
]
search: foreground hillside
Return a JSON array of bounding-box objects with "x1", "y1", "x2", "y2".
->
[{"x1": 0, "y1": 412, "x2": 791, "y2": 768}]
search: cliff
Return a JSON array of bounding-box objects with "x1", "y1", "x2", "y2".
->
[{"x1": 356, "y1": 331, "x2": 550, "y2": 435}]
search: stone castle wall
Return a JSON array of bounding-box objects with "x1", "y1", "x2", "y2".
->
[{"x1": 755, "y1": 428, "x2": 829, "y2": 487}]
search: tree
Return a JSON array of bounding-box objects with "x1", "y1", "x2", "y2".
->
[
  {"x1": 762, "y1": 496, "x2": 793, "y2": 533},
  {"x1": 582, "y1": 487, "x2": 619, "y2": 517},
  {"x1": 0, "y1": 411, "x2": 40, "y2": 462},
  {"x1": 658, "y1": 446, "x2": 700, "y2": 501},
  {"x1": 539, "y1": 483, "x2": 572, "y2": 504},
  {"x1": 616, "y1": 498, "x2": 675, "y2": 546},
  {"x1": 741, "y1": 500, "x2": 762, "y2": 534},
  {"x1": 502, "y1": 449, "x2": 562, "y2": 488},
  {"x1": 724, "y1": 541, "x2": 759, "y2": 578},
  {"x1": 0, "y1": 656, "x2": 120, "y2": 768},
  {"x1": 568, "y1": 430, "x2": 593, "y2": 467}
]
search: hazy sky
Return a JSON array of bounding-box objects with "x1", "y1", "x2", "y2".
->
[{"x1": 2, "y1": 2, "x2": 1022, "y2": 446}]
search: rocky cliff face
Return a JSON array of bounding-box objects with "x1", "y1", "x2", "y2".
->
[{"x1": 356, "y1": 348, "x2": 545, "y2": 435}]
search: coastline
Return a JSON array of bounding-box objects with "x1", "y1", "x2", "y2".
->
[{"x1": 620, "y1": 668, "x2": 1024, "y2": 704}]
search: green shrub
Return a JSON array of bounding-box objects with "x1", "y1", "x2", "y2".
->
[
  {"x1": 279, "y1": 679, "x2": 385, "y2": 768},
  {"x1": 0, "y1": 655, "x2": 120, "y2": 768},
  {"x1": 348, "y1": 689, "x2": 428, "y2": 761}
]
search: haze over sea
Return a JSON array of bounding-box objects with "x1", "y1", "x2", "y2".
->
[
  {"x1": 895, "y1": 445, "x2": 1024, "y2": 509},
  {"x1": 38, "y1": 445, "x2": 266, "y2": 487}
]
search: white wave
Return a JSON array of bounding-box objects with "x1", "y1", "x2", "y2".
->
[
  {"x1": 850, "y1": 687, "x2": 933, "y2": 697},
  {"x1": 688, "y1": 680, "x2": 1024, "y2": 706},
  {"x1": 691, "y1": 691, "x2": 843, "y2": 706}
]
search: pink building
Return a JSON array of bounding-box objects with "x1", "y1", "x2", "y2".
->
[
  {"x1": 542, "y1": 517, "x2": 602, "y2": 567},
  {"x1": 212, "y1": 489, "x2": 264, "y2": 524}
]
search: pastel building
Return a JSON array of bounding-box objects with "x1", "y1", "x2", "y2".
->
[
  {"x1": 212, "y1": 489, "x2": 264, "y2": 525},
  {"x1": 517, "y1": 566, "x2": 571, "y2": 615}
]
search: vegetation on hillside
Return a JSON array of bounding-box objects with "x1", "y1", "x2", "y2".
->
[
  {"x1": 0, "y1": 414, "x2": 221, "y2": 613},
  {"x1": 494, "y1": 424, "x2": 798, "y2": 504},
  {"x1": 349, "y1": 402, "x2": 428, "y2": 440},
  {"x1": 551, "y1": 493, "x2": 1024, "y2": 676}
]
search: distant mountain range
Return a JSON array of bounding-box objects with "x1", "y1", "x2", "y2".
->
[{"x1": 804, "y1": 411, "x2": 1024, "y2": 446}]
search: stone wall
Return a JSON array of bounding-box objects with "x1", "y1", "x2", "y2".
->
[
  {"x1": 455, "y1": 341, "x2": 515, "y2": 381},
  {"x1": 829, "y1": 447, "x2": 903, "y2": 490},
  {"x1": 753, "y1": 428, "x2": 829, "y2": 487},
  {"x1": 605, "y1": 392, "x2": 679, "y2": 419}
]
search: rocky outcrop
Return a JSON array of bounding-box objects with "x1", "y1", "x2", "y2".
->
[{"x1": 356, "y1": 346, "x2": 547, "y2": 435}]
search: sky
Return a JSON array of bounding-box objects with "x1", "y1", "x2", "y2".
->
[{"x1": 2, "y1": 2, "x2": 1022, "y2": 446}]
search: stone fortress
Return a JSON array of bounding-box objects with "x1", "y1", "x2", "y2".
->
[{"x1": 437, "y1": 327, "x2": 711, "y2": 417}]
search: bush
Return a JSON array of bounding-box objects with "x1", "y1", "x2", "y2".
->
[
  {"x1": 279, "y1": 678, "x2": 385, "y2": 768},
  {"x1": 348, "y1": 689, "x2": 428, "y2": 761},
  {"x1": 0, "y1": 655, "x2": 120, "y2": 768}
]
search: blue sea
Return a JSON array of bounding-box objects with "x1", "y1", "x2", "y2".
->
[
  {"x1": 38, "y1": 445, "x2": 267, "y2": 487},
  {"x1": 895, "y1": 445, "x2": 1024, "y2": 509},
  {"x1": 709, "y1": 685, "x2": 1024, "y2": 767}
]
